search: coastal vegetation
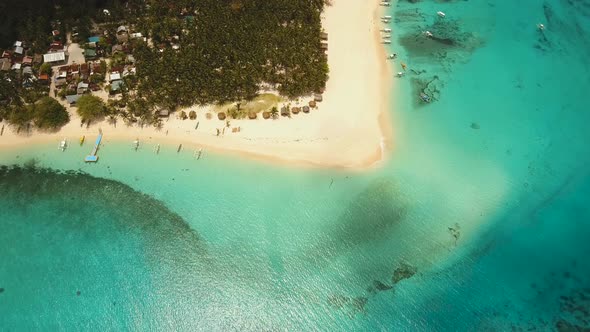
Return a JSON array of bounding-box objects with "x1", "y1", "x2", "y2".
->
[
  {"x1": 130, "y1": 0, "x2": 329, "y2": 111},
  {"x1": 29, "y1": 97, "x2": 69, "y2": 130},
  {"x1": 76, "y1": 95, "x2": 106, "y2": 124},
  {"x1": 1, "y1": 0, "x2": 329, "y2": 128}
]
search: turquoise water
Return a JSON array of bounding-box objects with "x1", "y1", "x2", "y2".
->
[{"x1": 1, "y1": 0, "x2": 590, "y2": 330}]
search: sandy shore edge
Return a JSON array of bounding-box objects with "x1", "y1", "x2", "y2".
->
[{"x1": 0, "y1": 0, "x2": 394, "y2": 171}]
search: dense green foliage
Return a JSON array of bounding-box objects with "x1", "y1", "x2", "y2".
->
[
  {"x1": 76, "y1": 95, "x2": 106, "y2": 123},
  {"x1": 132, "y1": 0, "x2": 329, "y2": 109},
  {"x1": 29, "y1": 97, "x2": 70, "y2": 130}
]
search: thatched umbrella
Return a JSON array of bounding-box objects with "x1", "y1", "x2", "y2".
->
[
  {"x1": 218, "y1": 112, "x2": 226, "y2": 120},
  {"x1": 179, "y1": 111, "x2": 188, "y2": 120},
  {"x1": 302, "y1": 106, "x2": 310, "y2": 113},
  {"x1": 189, "y1": 110, "x2": 197, "y2": 120},
  {"x1": 206, "y1": 112, "x2": 212, "y2": 120},
  {"x1": 309, "y1": 100, "x2": 317, "y2": 108},
  {"x1": 248, "y1": 111, "x2": 257, "y2": 119},
  {"x1": 262, "y1": 111, "x2": 271, "y2": 119},
  {"x1": 280, "y1": 106, "x2": 289, "y2": 116},
  {"x1": 292, "y1": 107, "x2": 300, "y2": 114}
]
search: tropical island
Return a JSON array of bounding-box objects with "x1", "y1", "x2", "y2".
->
[{"x1": 0, "y1": 0, "x2": 391, "y2": 168}]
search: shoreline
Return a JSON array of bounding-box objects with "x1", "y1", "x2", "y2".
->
[{"x1": 0, "y1": 0, "x2": 394, "y2": 171}]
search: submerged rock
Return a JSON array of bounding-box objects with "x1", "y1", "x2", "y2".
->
[
  {"x1": 327, "y1": 294, "x2": 350, "y2": 309},
  {"x1": 470, "y1": 122, "x2": 480, "y2": 130},
  {"x1": 392, "y1": 262, "x2": 418, "y2": 284},
  {"x1": 373, "y1": 280, "x2": 393, "y2": 291},
  {"x1": 0, "y1": 287, "x2": 4, "y2": 293}
]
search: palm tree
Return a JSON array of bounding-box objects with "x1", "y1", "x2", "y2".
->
[{"x1": 270, "y1": 106, "x2": 279, "y2": 119}]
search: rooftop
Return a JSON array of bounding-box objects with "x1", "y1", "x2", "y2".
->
[{"x1": 43, "y1": 51, "x2": 66, "y2": 63}]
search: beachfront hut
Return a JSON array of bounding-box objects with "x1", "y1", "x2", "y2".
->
[
  {"x1": 320, "y1": 32, "x2": 328, "y2": 40},
  {"x1": 280, "y1": 106, "x2": 289, "y2": 117},
  {"x1": 179, "y1": 111, "x2": 188, "y2": 120},
  {"x1": 314, "y1": 94, "x2": 323, "y2": 102},
  {"x1": 262, "y1": 111, "x2": 271, "y2": 119},
  {"x1": 302, "y1": 106, "x2": 310, "y2": 113},
  {"x1": 292, "y1": 107, "x2": 300, "y2": 114},
  {"x1": 189, "y1": 110, "x2": 197, "y2": 120},
  {"x1": 309, "y1": 100, "x2": 317, "y2": 108},
  {"x1": 320, "y1": 43, "x2": 328, "y2": 51},
  {"x1": 248, "y1": 112, "x2": 257, "y2": 119},
  {"x1": 218, "y1": 112, "x2": 227, "y2": 120}
]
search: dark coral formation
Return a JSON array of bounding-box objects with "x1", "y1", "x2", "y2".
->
[
  {"x1": 392, "y1": 262, "x2": 418, "y2": 284},
  {"x1": 373, "y1": 280, "x2": 393, "y2": 291}
]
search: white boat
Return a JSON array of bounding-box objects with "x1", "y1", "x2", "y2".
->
[
  {"x1": 382, "y1": 15, "x2": 392, "y2": 19},
  {"x1": 59, "y1": 138, "x2": 67, "y2": 151},
  {"x1": 380, "y1": 2, "x2": 390, "y2": 6},
  {"x1": 424, "y1": 30, "x2": 433, "y2": 37},
  {"x1": 537, "y1": 23, "x2": 545, "y2": 30},
  {"x1": 381, "y1": 39, "x2": 391, "y2": 44},
  {"x1": 133, "y1": 138, "x2": 139, "y2": 151},
  {"x1": 437, "y1": 11, "x2": 446, "y2": 18},
  {"x1": 381, "y1": 28, "x2": 392, "y2": 33}
]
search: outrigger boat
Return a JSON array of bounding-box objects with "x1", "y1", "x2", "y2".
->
[
  {"x1": 80, "y1": 135, "x2": 85, "y2": 146},
  {"x1": 437, "y1": 11, "x2": 446, "y2": 18},
  {"x1": 59, "y1": 138, "x2": 67, "y2": 151},
  {"x1": 197, "y1": 148, "x2": 203, "y2": 160},
  {"x1": 133, "y1": 138, "x2": 139, "y2": 151},
  {"x1": 155, "y1": 144, "x2": 161, "y2": 154}
]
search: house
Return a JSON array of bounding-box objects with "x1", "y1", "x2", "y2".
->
[
  {"x1": 14, "y1": 46, "x2": 24, "y2": 55},
  {"x1": 320, "y1": 32, "x2": 328, "y2": 40},
  {"x1": 22, "y1": 66, "x2": 33, "y2": 76},
  {"x1": 39, "y1": 74, "x2": 50, "y2": 84},
  {"x1": 55, "y1": 77, "x2": 67, "y2": 87},
  {"x1": 111, "y1": 45, "x2": 124, "y2": 54},
  {"x1": 52, "y1": 30, "x2": 60, "y2": 37},
  {"x1": 116, "y1": 26, "x2": 129, "y2": 43},
  {"x1": 110, "y1": 79, "x2": 124, "y2": 93},
  {"x1": 88, "y1": 36, "x2": 101, "y2": 43},
  {"x1": 14, "y1": 41, "x2": 23, "y2": 47},
  {"x1": 21, "y1": 56, "x2": 33, "y2": 66},
  {"x1": 49, "y1": 42, "x2": 64, "y2": 52},
  {"x1": 130, "y1": 32, "x2": 143, "y2": 39},
  {"x1": 65, "y1": 95, "x2": 80, "y2": 105},
  {"x1": 84, "y1": 49, "x2": 97, "y2": 60},
  {"x1": 80, "y1": 63, "x2": 90, "y2": 79},
  {"x1": 11, "y1": 63, "x2": 21, "y2": 71},
  {"x1": 0, "y1": 58, "x2": 10, "y2": 71},
  {"x1": 43, "y1": 51, "x2": 67, "y2": 65},
  {"x1": 77, "y1": 82, "x2": 89, "y2": 94},
  {"x1": 109, "y1": 72, "x2": 121, "y2": 82},
  {"x1": 1, "y1": 50, "x2": 11, "y2": 59}
]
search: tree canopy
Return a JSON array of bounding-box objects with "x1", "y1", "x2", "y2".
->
[
  {"x1": 131, "y1": 0, "x2": 329, "y2": 109},
  {"x1": 76, "y1": 95, "x2": 106, "y2": 123},
  {"x1": 30, "y1": 97, "x2": 70, "y2": 130}
]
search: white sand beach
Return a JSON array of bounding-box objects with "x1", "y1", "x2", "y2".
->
[{"x1": 0, "y1": 0, "x2": 394, "y2": 169}]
